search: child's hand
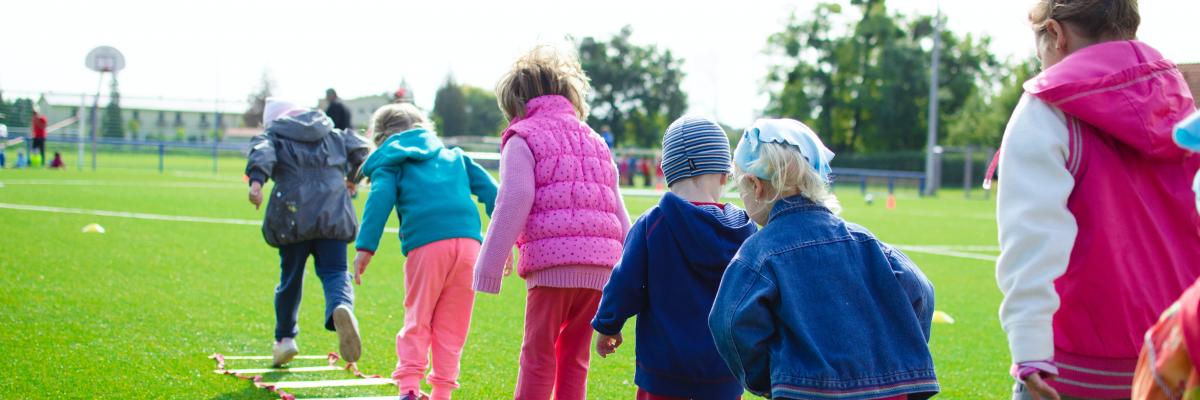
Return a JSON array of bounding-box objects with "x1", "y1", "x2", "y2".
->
[
  {"x1": 595, "y1": 333, "x2": 623, "y2": 358},
  {"x1": 248, "y1": 182, "x2": 264, "y2": 210},
  {"x1": 345, "y1": 180, "x2": 357, "y2": 197},
  {"x1": 1022, "y1": 374, "x2": 1060, "y2": 400},
  {"x1": 503, "y1": 255, "x2": 514, "y2": 277},
  {"x1": 353, "y1": 251, "x2": 372, "y2": 285}
]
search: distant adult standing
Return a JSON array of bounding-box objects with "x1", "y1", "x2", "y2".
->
[
  {"x1": 31, "y1": 109, "x2": 47, "y2": 165},
  {"x1": 325, "y1": 89, "x2": 352, "y2": 131},
  {"x1": 600, "y1": 125, "x2": 615, "y2": 149},
  {"x1": 0, "y1": 122, "x2": 7, "y2": 168}
]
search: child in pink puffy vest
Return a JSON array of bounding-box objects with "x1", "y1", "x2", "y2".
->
[{"x1": 473, "y1": 45, "x2": 630, "y2": 400}]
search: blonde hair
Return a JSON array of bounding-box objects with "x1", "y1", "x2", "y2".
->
[
  {"x1": 1029, "y1": 0, "x2": 1139, "y2": 40},
  {"x1": 735, "y1": 142, "x2": 841, "y2": 214},
  {"x1": 370, "y1": 103, "x2": 432, "y2": 146},
  {"x1": 495, "y1": 45, "x2": 591, "y2": 121}
]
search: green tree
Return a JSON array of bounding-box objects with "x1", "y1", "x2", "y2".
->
[
  {"x1": 579, "y1": 26, "x2": 688, "y2": 148},
  {"x1": 946, "y1": 57, "x2": 1039, "y2": 146},
  {"x1": 243, "y1": 71, "x2": 274, "y2": 128},
  {"x1": 7, "y1": 98, "x2": 33, "y2": 128},
  {"x1": 0, "y1": 92, "x2": 10, "y2": 126},
  {"x1": 462, "y1": 85, "x2": 505, "y2": 135},
  {"x1": 127, "y1": 118, "x2": 142, "y2": 139},
  {"x1": 433, "y1": 75, "x2": 468, "y2": 136},
  {"x1": 764, "y1": 2, "x2": 997, "y2": 153},
  {"x1": 102, "y1": 76, "x2": 125, "y2": 138}
]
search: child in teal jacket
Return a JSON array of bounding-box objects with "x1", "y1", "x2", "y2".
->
[{"x1": 353, "y1": 104, "x2": 497, "y2": 400}]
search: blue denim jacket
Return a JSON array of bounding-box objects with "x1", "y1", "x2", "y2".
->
[{"x1": 708, "y1": 195, "x2": 938, "y2": 399}]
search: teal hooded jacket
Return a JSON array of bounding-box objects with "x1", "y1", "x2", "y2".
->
[{"x1": 355, "y1": 128, "x2": 498, "y2": 255}]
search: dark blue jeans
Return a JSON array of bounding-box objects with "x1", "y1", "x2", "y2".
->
[{"x1": 274, "y1": 239, "x2": 354, "y2": 341}]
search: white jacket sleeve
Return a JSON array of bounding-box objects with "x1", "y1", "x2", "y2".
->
[{"x1": 996, "y1": 94, "x2": 1078, "y2": 365}]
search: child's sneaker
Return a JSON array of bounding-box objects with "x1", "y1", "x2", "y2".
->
[
  {"x1": 272, "y1": 338, "x2": 298, "y2": 367},
  {"x1": 398, "y1": 390, "x2": 429, "y2": 400},
  {"x1": 332, "y1": 305, "x2": 361, "y2": 363}
]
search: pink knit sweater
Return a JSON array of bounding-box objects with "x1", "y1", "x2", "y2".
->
[{"x1": 473, "y1": 137, "x2": 631, "y2": 294}]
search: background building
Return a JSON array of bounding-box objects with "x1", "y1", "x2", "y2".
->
[{"x1": 36, "y1": 93, "x2": 245, "y2": 142}]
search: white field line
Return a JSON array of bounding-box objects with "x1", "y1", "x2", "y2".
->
[
  {"x1": 1, "y1": 201, "x2": 998, "y2": 263},
  {"x1": 890, "y1": 209, "x2": 995, "y2": 221},
  {"x1": 171, "y1": 171, "x2": 245, "y2": 182},
  {"x1": 257, "y1": 377, "x2": 395, "y2": 389},
  {"x1": 922, "y1": 245, "x2": 999, "y2": 252},
  {"x1": 216, "y1": 365, "x2": 340, "y2": 374},
  {"x1": 0, "y1": 202, "x2": 400, "y2": 234},
  {"x1": 893, "y1": 245, "x2": 998, "y2": 262},
  {"x1": 0, "y1": 179, "x2": 243, "y2": 189},
  {"x1": 220, "y1": 355, "x2": 330, "y2": 360}
]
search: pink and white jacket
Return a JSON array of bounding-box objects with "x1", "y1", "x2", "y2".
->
[
  {"x1": 473, "y1": 95, "x2": 628, "y2": 294},
  {"x1": 996, "y1": 40, "x2": 1200, "y2": 398}
]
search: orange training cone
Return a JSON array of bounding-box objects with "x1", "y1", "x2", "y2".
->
[{"x1": 886, "y1": 194, "x2": 897, "y2": 209}]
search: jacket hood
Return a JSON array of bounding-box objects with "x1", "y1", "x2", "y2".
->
[
  {"x1": 361, "y1": 128, "x2": 444, "y2": 177},
  {"x1": 1024, "y1": 40, "x2": 1197, "y2": 160},
  {"x1": 658, "y1": 192, "x2": 757, "y2": 276},
  {"x1": 268, "y1": 110, "x2": 334, "y2": 142}
]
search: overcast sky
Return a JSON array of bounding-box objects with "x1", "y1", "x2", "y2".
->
[{"x1": 1, "y1": 0, "x2": 1196, "y2": 128}]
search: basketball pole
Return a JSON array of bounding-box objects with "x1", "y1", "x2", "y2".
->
[
  {"x1": 91, "y1": 71, "x2": 104, "y2": 171},
  {"x1": 77, "y1": 93, "x2": 85, "y2": 171},
  {"x1": 84, "y1": 46, "x2": 125, "y2": 172},
  {"x1": 923, "y1": 3, "x2": 942, "y2": 196}
]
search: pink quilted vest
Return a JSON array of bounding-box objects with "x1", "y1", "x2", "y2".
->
[
  {"x1": 500, "y1": 95, "x2": 624, "y2": 276},
  {"x1": 1023, "y1": 41, "x2": 1200, "y2": 398}
]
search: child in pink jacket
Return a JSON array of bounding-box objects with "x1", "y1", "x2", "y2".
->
[
  {"x1": 997, "y1": 1, "x2": 1200, "y2": 399},
  {"x1": 474, "y1": 46, "x2": 630, "y2": 400}
]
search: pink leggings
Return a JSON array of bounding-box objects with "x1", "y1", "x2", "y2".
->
[
  {"x1": 514, "y1": 287, "x2": 602, "y2": 400},
  {"x1": 392, "y1": 238, "x2": 479, "y2": 400}
]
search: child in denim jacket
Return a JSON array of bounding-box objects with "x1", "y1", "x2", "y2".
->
[{"x1": 709, "y1": 119, "x2": 938, "y2": 400}]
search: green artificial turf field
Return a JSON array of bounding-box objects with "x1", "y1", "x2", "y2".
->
[{"x1": 0, "y1": 152, "x2": 1008, "y2": 399}]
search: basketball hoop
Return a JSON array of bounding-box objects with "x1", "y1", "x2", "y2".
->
[
  {"x1": 85, "y1": 46, "x2": 125, "y2": 73},
  {"x1": 83, "y1": 45, "x2": 126, "y2": 171}
]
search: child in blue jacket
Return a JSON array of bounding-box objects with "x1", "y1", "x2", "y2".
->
[
  {"x1": 710, "y1": 119, "x2": 938, "y2": 400},
  {"x1": 592, "y1": 116, "x2": 757, "y2": 400}
]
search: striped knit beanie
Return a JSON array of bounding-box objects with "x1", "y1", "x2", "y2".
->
[{"x1": 661, "y1": 115, "x2": 731, "y2": 186}]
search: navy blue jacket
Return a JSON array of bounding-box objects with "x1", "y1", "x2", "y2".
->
[
  {"x1": 709, "y1": 195, "x2": 938, "y2": 400},
  {"x1": 592, "y1": 192, "x2": 757, "y2": 399}
]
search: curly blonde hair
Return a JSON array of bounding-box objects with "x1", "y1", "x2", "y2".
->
[
  {"x1": 735, "y1": 142, "x2": 841, "y2": 214},
  {"x1": 495, "y1": 45, "x2": 591, "y2": 121}
]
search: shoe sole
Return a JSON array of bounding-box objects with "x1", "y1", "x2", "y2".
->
[
  {"x1": 333, "y1": 307, "x2": 361, "y2": 363},
  {"x1": 273, "y1": 346, "x2": 299, "y2": 368}
]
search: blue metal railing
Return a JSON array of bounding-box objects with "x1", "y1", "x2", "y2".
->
[
  {"x1": 3, "y1": 129, "x2": 249, "y2": 173},
  {"x1": 831, "y1": 167, "x2": 927, "y2": 196}
]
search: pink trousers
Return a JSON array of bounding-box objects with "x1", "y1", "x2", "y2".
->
[
  {"x1": 392, "y1": 238, "x2": 479, "y2": 400},
  {"x1": 514, "y1": 286, "x2": 602, "y2": 400}
]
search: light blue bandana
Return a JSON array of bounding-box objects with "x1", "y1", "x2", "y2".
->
[{"x1": 734, "y1": 118, "x2": 835, "y2": 183}]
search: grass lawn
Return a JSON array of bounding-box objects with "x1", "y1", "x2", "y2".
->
[{"x1": 0, "y1": 153, "x2": 1009, "y2": 399}]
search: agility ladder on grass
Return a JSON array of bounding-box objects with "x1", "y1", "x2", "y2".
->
[{"x1": 210, "y1": 352, "x2": 396, "y2": 400}]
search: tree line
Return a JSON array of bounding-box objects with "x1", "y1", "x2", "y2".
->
[
  {"x1": 429, "y1": 0, "x2": 1029, "y2": 153},
  {"x1": 2, "y1": 0, "x2": 1029, "y2": 154}
]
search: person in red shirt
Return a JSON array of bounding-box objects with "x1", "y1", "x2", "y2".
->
[{"x1": 31, "y1": 110, "x2": 47, "y2": 165}]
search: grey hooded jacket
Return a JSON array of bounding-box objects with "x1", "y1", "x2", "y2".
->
[{"x1": 245, "y1": 110, "x2": 370, "y2": 247}]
